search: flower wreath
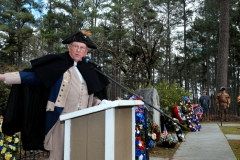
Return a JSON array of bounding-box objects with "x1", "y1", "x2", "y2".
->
[
  {"x1": 130, "y1": 95, "x2": 160, "y2": 160},
  {"x1": 186, "y1": 114, "x2": 201, "y2": 132},
  {"x1": 173, "y1": 105, "x2": 185, "y2": 122},
  {"x1": 130, "y1": 95, "x2": 147, "y2": 160},
  {"x1": 0, "y1": 119, "x2": 20, "y2": 160},
  {"x1": 171, "y1": 118, "x2": 185, "y2": 142},
  {"x1": 193, "y1": 104, "x2": 204, "y2": 119},
  {"x1": 180, "y1": 98, "x2": 202, "y2": 132}
]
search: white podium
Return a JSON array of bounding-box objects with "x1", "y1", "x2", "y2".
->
[{"x1": 60, "y1": 100, "x2": 144, "y2": 160}]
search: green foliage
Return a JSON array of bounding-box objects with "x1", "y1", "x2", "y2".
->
[
  {"x1": 0, "y1": 0, "x2": 41, "y2": 65},
  {"x1": 155, "y1": 81, "x2": 190, "y2": 115},
  {"x1": 0, "y1": 82, "x2": 11, "y2": 113}
]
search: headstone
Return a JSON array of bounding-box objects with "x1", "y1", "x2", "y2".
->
[{"x1": 134, "y1": 88, "x2": 160, "y2": 128}]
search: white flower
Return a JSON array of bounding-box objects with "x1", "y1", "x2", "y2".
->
[
  {"x1": 152, "y1": 133, "x2": 157, "y2": 140},
  {"x1": 136, "y1": 128, "x2": 140, "y2": 134},
  {"x1": 138, "y1": 154, "x2": 143, "y2": 160}
]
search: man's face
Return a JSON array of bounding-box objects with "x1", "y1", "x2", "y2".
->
[{"x1": 68, "y1": 42, "x2": 88, "y2": 62}]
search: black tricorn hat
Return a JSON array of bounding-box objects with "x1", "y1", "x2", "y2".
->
[
  {"x1": 62, "y1": 31, "x2": 97, "y2": 49},
  {"x1": 219, "y1": 87, "x2": 226, "y2": 91}
]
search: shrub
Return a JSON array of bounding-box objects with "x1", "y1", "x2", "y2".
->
[{"x1": 155, "y1": 81, "x2": 190, "y2": 116}]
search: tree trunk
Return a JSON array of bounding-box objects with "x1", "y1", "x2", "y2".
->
[
  {"x1": 183, "y1": 0, "x2": 189, "y2": 91},
  {"x1": 216, "y1": 0, "x2": 230, "y2": 91}
]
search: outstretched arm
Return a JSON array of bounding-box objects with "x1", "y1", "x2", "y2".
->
[{"x1": 0, "y1": 72, "x2": 41, "y2": 85}]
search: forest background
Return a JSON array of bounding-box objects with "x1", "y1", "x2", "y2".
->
[{"x1": 0, "y1": 0, "x2": 239, "y2": 114}]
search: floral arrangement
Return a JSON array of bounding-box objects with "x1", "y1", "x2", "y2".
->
[
  {"x1": 180, "y1": 97, "x2": 202, "y2": 132},
  {"x1": 173, "y1": 105, "x2": 186, "y2": 122},
  {"x1": 171, "y1": 118, "x2": 185, "y2": 142},
  {"x1": 160, "y1": 133, "x2": 178, "y2": 145},
  {"x1": 0, "y1": 120, "x2": 20, "y2": 160},
  {"x1": 147, "y1": 120, "x2": 160, "y2": 148},
  {"x1": 160, "y1": 125, "x2": 178, "y2": 147},
  {"x1": 131, "y1": 95, "x2": 147, "y2": 159},
  {"x1": 130, "y1": 95, "x2": 160, "y2": 160},
  {"x1": 135, "y1": 104, "x2": 147, "y2": 160},
  {"x1": 165, "y1": 111, "x2": 185, "y2": 143},
  {"x1": 192, "y1": 104, "x2": 203, "y2": 119},
  {"x1": 181, "y1": 102, "x2": 194, "y2": 115},
  {"x1": 186, "y1": 115, "x2": 201, "y2": 132}
]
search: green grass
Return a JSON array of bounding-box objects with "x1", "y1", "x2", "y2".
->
[
  {"x1": 219, "y1": 126, "x2": 240, "y2": 134},
  {"x1": 219, "y1": 125, "x2": 240, "y2": 160},
  {"x1": 228, "y1": 140, "x2": 240, "y2": 159}
]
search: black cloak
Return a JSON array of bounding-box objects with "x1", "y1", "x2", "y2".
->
[{"x1": 2, "y1": 52, "x2": 110, "y2": 150}]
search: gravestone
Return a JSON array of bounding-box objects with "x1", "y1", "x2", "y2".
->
[{"x1": 134, "y1": 88, "x2": 161, "y2": 128}]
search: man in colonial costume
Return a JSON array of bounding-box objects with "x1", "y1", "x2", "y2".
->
[
  {"x1": 0, "y1": 31, "x2": 110, "y2": 160},
  {"x1": 216, "y1": 87, "x2": 231, "y2": 121}
]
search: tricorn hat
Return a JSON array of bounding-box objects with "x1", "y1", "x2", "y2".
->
[
  {"x1": 62, "y1": 30, "x2": 97, "y2": 49},
  {"x1": 219, "y1": 87, "x2": 226, "y2": 91}
]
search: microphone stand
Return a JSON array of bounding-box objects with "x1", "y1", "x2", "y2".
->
[
  {"x1": 92, "y1": 65, "x2": 184, "y2": 127},
  {"x1": 91, "y1": 65, "x2": 184, "y2": 160}
]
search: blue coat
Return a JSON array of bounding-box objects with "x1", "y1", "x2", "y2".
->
[{"x1": 199, "y1": 95, "x2": 210, "y2": 108}]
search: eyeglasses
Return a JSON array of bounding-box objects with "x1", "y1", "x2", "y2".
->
[{"x1": 71, "y1": 44, "x2": 87, "y2": 51}]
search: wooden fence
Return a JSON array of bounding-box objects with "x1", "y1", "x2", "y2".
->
[{"x1": 14, "y1": 150, "x2": 49, "y2": 160}]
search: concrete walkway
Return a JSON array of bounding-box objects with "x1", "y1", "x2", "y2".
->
[{"x1": 150, "y1": 123, "x2": 240, "y2": 160}]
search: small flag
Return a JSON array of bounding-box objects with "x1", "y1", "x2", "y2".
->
[{"x1": 163, "y1": 125, "x2": 168, "y2": 136}]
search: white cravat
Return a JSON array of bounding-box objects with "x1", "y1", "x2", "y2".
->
[{"x1": 73, "y1": 61, "x2": 83, "y2": 83}]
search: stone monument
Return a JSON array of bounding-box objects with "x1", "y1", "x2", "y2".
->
[{"x1": 135, "y1": 88, "x2": 161, "y2": 128}]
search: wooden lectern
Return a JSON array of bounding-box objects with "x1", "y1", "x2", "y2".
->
[{"x1": 60, "y1": 100, "x2": 144, "y2": 160}]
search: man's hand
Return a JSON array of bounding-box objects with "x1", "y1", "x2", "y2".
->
[
  {"x1": 99, "y1": 99, "x2": 112, "y2": 105},
  {"x1": 0, "y1": 74, "x2": 5, "y2": 82}
]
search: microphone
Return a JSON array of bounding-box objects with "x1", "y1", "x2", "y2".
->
[{"x1": 82, "y1": 56, "x2": 101, "y2": 68}]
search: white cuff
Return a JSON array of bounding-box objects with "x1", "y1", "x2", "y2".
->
[{"x1": 4, "y1": 72, "x2": 21, "y2": 84}]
